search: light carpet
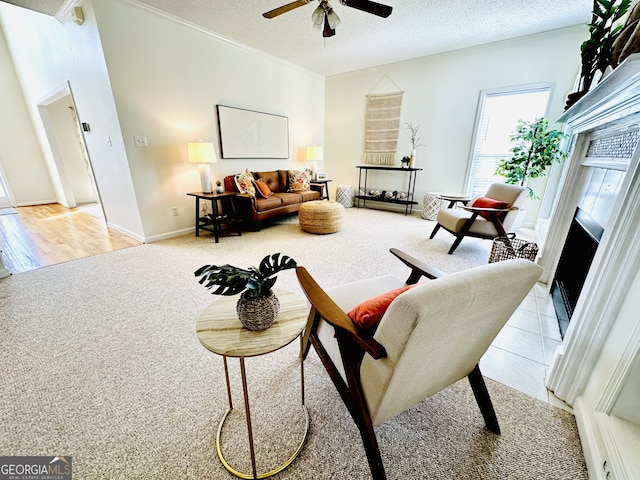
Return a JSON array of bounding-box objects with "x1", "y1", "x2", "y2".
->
[{"x1": 0, "y1": 208, "x2": 587, "y2": 479}]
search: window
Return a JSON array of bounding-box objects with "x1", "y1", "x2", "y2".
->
[{"x1": 466, "y1": 86, "x2": 551, "y2": 197}]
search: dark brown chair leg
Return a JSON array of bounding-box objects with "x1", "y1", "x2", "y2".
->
[
  {"x1": 447, "y1": 213, "x2": 479, "y2": 254},
  {"x1": 467, "y1": 364, "x2": 500, "y2": 434},
  {"x1": 429, "y1": 223, "x2": 441, "y2": 239},
  {"x1": 448, "y1": 234, "x2": 465, "y2": 254}
]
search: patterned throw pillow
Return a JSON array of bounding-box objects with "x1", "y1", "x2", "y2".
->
[
  {"x1": 234, "y1": 169, "x2": 256, "y2": 196},
  {"x1": 287, "y1": 169, "x2": 312, "y2": 192}
]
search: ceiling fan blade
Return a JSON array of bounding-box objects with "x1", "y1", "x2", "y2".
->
[
  {"x1": 263, "y1": 0, "x2": 311, "y2": 19},
  {"x1": 340, "y1": 0, "x2": 392, "y2": 18}
]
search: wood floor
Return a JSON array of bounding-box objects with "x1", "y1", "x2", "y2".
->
[{"x1": 0, "y1": 203, "x2": 141, "y2": 274}]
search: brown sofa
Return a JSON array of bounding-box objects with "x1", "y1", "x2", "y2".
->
[{"x1": 224, "y1": 170, "x2": 321, "y2": 229}]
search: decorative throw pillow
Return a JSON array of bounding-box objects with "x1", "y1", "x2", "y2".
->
[
  {"x1": 253, "y1": 178, "x2": 273, "y2": 198},
  {"x1": 235, "y1": 169, "x2": 256, "y2": 196},
  {"x1": 287, "y1": 169, "x2": 312, "y2": 192},
  {"x1": 471, "y1": 196, "x2": 509, "y2": 219},
  {"x1": 348, "y1": 284, "x2": 417, "y2": 331}
]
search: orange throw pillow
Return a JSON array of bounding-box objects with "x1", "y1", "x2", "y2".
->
[
  {"x1": 471, "y1": 196, "x2": 509, "y2": 219},
  {"x1": 253, "y1": 178, "x2": 273, "y2": 198},
  {"x1": 348, "y1": 284, "x2": 416, "y2": 331}
]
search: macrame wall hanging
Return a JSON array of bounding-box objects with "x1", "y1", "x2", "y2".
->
[{"x1": 363, "y1": 76, "x2": 403, "y2": 165}]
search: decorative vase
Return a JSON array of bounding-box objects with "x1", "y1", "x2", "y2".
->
[
  {"x1": 216, "y1": 185, "x2": 224, "y2": 193},
  {"x1": 410, "y1": 149, "x2": 416, "y2": 168},
  {"x1": 236, "y1": 290, "x2": 280, "y2": 331}
]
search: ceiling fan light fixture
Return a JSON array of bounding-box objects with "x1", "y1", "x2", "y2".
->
[
  {"x1": 312, "y1": 5, "x2": 324, "y2": 29},
  {"x1": 326, "y1": 8, "x2": 340, "y2": 29}
]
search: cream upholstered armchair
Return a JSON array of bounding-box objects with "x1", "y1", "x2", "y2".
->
[
  {"x1": 296, "y1": 248, "x2": 541, "y2": 480},
  {"x1": 430, "y1": 183, "x2": 528, "y2": 254}
]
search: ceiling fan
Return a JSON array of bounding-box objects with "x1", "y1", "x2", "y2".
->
[{"x1": 263, "y1": 0, "x2": 393, "y2": 38}]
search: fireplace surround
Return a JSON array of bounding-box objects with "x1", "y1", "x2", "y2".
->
[{"x1": 539, "y1": 54, "x2": 640, "y2": 479}]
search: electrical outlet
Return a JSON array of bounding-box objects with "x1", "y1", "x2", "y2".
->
[
  {"x1": 134, "y1": 135, "x2": 148, "y2": 147},
  {"x1": 171, "y1": 207, "x2": 179, "y2": 216}
]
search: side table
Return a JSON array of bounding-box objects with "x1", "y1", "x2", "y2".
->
[
  {"x1": 438, "y1": 193, "x2": 471, "y2": 208},
  {"x1": 187, "y1": 192, "x2": 242, "y2": 243},
  {"x1": 310, "y1": 179, "x2": 332, "y2": 200},
  {"x1": 196, "y1": 289, "x2": 310, "y2": 479}
]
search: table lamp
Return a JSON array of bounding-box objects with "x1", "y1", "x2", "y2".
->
[
  {"x1": 306, "y1": 146, "x2": 323, "y2": 180},
  {"x1": 188, "y1": 141, "x2": 217, "y2": 193}
]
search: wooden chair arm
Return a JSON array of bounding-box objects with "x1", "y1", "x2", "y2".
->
[
  {"x1": 389, "y1": 247, "x2": 446, "y2": 283},
  {"x1": 462, "y1": 205, "x2": 517, "y2": 213},
  {"x1": 296, "y1": 267, "x2": 387, "y2": 360}
]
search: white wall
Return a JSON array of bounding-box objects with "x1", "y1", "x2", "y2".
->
[
  {"x1": 92, "y1": 0, "x2": 325, "y2": 241},
  {"x1": 325, "y1": 26, "x2": 587, "y2": 225},
  {"x1": 0, "y1": 21, "x2": 55, "y2": 205},
  {"x1": 0, "y1": 0, "x2": 324, "y2": 241},
  {"x1": 0, "y1": 0, "x2": 145, "y2": 239}
]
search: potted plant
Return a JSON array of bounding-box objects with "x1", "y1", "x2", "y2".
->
[
  {"x1": 400, "y1": 156, "x2": 411, "y2": 168},
  {"x1": 194, "y1": 253, "x2": 297, "y2": 331},
  {"x1": 406, "y1": 122, "x2": 425, "y2": 167},
  {"x1": 215, "y1": 180, "x2": 224, "y2": 193},
  {"x1": 495, "y1": 118, "x2": 569, "y2": 199},
  {"x1": 566, "y1": 0, "x2": 631, "y2": 109}
]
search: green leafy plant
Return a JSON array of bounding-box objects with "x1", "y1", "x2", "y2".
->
[
  {"x1": 495, "y1": 118, "x2": 569, "y2": 199},
  {"x1": 194, "y1": 253, "x2": 297, "y2": 298},
  {"x1": 215, "y1": 180, "x2": 222, "y2": 186},
  {"x1": 577, "y1": 0, "x2": 631, "y2": 96}
]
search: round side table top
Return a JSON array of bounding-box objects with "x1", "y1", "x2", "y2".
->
[
  {"x1": 438, "y1": 193, "x2": 471, "y2": 201},
  {"x1": 196, "y1": 288, "x2": 308, "y2": 358}
]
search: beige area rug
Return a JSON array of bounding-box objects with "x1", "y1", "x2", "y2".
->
[{"x1": 0, "y1": 208, "x2": 587, "y2": 479}]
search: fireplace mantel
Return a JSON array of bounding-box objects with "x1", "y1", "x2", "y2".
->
[{"x1": 541, "y1": 53, "x2": 640, "y2": 480}]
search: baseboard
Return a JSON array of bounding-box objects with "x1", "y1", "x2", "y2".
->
[
  {"x1": 574, "y1": 396, "x2": 606, "y2": 480},
  {"x1": 105, "y1": 222, "x2": 146, "y2": 243},
  {"x1": 143, "y1": 227, "x2": 193, "y2": 243}
]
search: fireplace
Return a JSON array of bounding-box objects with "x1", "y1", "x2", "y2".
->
[{"x1": 551, "y1": 207, "x2": 604, "y2": 338}]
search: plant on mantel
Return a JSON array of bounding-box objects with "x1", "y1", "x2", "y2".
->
[
  {"x1": 495, "y1": 118, "x2": 569, "y2": 199},
  {"x1": 565, "y1": 0, "x2": 631, "y2": 110}
]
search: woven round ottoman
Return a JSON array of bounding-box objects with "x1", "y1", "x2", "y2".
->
[{"x1": 299, "y1": 201, "x2": 345, "y2": 234}]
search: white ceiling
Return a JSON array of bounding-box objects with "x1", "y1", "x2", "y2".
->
[{"x1": 3, "y1": 0, "x2": 593, "y2": 76}]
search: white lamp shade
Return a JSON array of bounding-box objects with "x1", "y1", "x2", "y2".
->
[
  {"x1": 188, "y1": 142, "x2": 217, "y2": 164},
  {"x1": 306, "y1": 146, "x2": 323, "y2": 161}
]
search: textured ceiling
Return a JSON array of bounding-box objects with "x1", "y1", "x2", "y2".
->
[{"x1": 2, "y1": 0, "x2": 593, "y2": 76}]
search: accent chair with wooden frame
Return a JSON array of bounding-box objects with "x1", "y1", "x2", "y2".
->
[
  {"x1": 296, "y1": 248, "x2": 541, "y2": 480},
  {"x1": 430, "y1": 183, "x2": 528, "y2": 254}
]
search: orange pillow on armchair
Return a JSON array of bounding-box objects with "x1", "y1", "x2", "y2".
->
[
  {"x1": 348, "y1": 284, "x2": 417, "y2": 331},
  {"x1": 471, "y1": 196, "x2": 509, "y2": 219}
]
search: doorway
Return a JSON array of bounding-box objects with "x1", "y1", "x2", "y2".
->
[
  {"x1": 37, "y1": 82, "x2": 102, "y2": 213},
  {"x1": 0, "y1": 166, "x2": 12, "y2": 208}
]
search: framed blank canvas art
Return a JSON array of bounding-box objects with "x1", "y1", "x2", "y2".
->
[{"x1": 216, "y1": 105, "x2": 289, "y2": 159}]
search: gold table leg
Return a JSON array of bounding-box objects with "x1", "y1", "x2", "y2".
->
[{"x1": 215, "y1": 346, "x2": 309, "y2": 479}]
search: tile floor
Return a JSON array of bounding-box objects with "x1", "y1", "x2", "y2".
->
[{"x1": 480, "y1": 281, "x2": 571, "y2": 411}]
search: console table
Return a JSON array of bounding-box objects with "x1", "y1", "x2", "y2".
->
[{"x1": 354, "y1": 166, "x2": 422, "y2": 215}]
